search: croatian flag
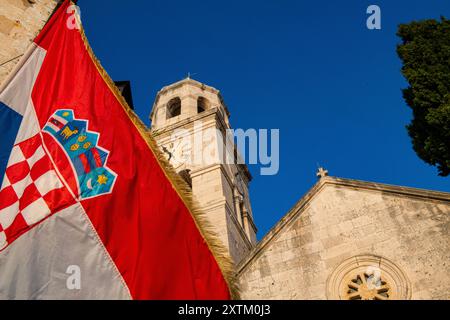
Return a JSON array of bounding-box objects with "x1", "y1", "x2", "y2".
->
[{"x1": 0, "y1": 1, "x2": 233, "y2": 299}]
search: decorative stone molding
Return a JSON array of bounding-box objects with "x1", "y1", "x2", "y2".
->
[{"x1": 326, "y1": 254, "x2": 412, "y2": 300}]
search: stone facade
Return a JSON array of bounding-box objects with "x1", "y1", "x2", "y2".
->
[
  {"x1": 0, "y1": 0, "x2": 58, "y2": 85},
  {"x1": 237, "y1": 176, "x2": 450, "y2": 300},
  {"x1": 150, "y1": 78, "x2": 257, "y2": 264}
]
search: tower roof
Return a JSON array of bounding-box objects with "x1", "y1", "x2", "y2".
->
[{"x1": 150, "y1": 78, "x2": 230, "y2": 120}]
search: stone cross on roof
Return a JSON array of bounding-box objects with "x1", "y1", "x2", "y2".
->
[
  {"x1": 316, "y1": 167, "x2": 329, "y2": 179},
  {"x1": 186, "y1": 72, "x2": 198, "y2": 79}
]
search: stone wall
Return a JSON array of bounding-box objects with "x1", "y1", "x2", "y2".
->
[
  {"x1": 238, "y1": 178, "x2": 450, "y2": 300},
  {"x1": 0, "y1": 0, "x2": 58, "y2": 85}
]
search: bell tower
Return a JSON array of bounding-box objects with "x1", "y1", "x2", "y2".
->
[{"x1": 149, "y1": 78, "x2": 257, "y2": 264}]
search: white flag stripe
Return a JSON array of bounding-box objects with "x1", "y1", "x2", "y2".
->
[
  {"x1": 0, "y1": 203, "x2": 130, "y2": 299},
  {"x1": 13, "y1": 100, "x2": 40, "y2": 145},
  {"x1": 0, "y1": 45, "x2": 46, "y2": 116},
  {"x1": 0, "y1": 202, "x2": 20, "y2": 230}
]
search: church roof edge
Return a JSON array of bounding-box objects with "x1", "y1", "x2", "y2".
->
[{"x1": 237, "y1": 176, "x2": 450, "y2": 274}]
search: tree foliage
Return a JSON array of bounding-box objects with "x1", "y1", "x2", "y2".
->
[{"x1": 397, "y1": 17, "x2": 450, "y2": 176}]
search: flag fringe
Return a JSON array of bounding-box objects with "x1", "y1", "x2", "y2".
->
[{"x1": 72, "y1": 2, "x2": 239, "y2": 299}]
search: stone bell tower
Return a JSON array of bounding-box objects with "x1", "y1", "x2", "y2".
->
[{"x1": 149, "y1": 78, "x2": 257, "y2": 264}]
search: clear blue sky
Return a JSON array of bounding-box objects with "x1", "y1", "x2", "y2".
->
[{"x1": 78, "y1": 0, "x2": 449, "y2": 239}]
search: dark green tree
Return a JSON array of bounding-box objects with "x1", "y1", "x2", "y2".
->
[{"x1": 397, "y1": 17, "x2": 450, "y2": 176}]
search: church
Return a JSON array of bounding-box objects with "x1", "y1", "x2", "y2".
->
[
  {"x1": 148, "y1": 78, "x2": 450, "y2": 300},
  {"x1": 1, "y1": 0, "x2": 449, "y2": 300}
]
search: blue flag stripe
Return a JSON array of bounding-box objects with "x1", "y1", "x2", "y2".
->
[{"x1": 0, "y1": 102, "x2": 23, "y2": 181}]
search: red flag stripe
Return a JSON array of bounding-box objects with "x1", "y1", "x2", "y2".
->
[{"x1": 31, "y1": 0, "x2": 232, "y2": 300}]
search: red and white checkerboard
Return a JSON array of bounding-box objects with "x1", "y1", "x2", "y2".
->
[{"x1": 0, "y1": 134, "x2": 74, "y2": 250}]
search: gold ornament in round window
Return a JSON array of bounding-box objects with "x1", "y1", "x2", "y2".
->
[{"x1": 326, "y1": 254, "x2": 411, "y2": 300}]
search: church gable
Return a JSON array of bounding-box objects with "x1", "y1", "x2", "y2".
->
[{"x1": 237, "y1": 176, "x2": 450, "y2": 300}]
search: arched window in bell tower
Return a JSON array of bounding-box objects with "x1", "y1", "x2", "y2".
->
[
  {"x1": 167, "y1": 97, "x2": 181, "y2": 119},
  {"x1": 197, "y1": 97, "x2": 208, "y2": 114}
]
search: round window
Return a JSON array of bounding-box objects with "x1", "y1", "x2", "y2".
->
[{"x1": 326, "y1": 254, "x2": 411, "y2": 300}]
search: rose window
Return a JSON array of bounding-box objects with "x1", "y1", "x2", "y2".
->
[
  {"x1": 326, "y1": 255, "x2": 411, "y2": 300},
  {"x1": 345, "y1": 272, "x2": 391, "y2": 300}
]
